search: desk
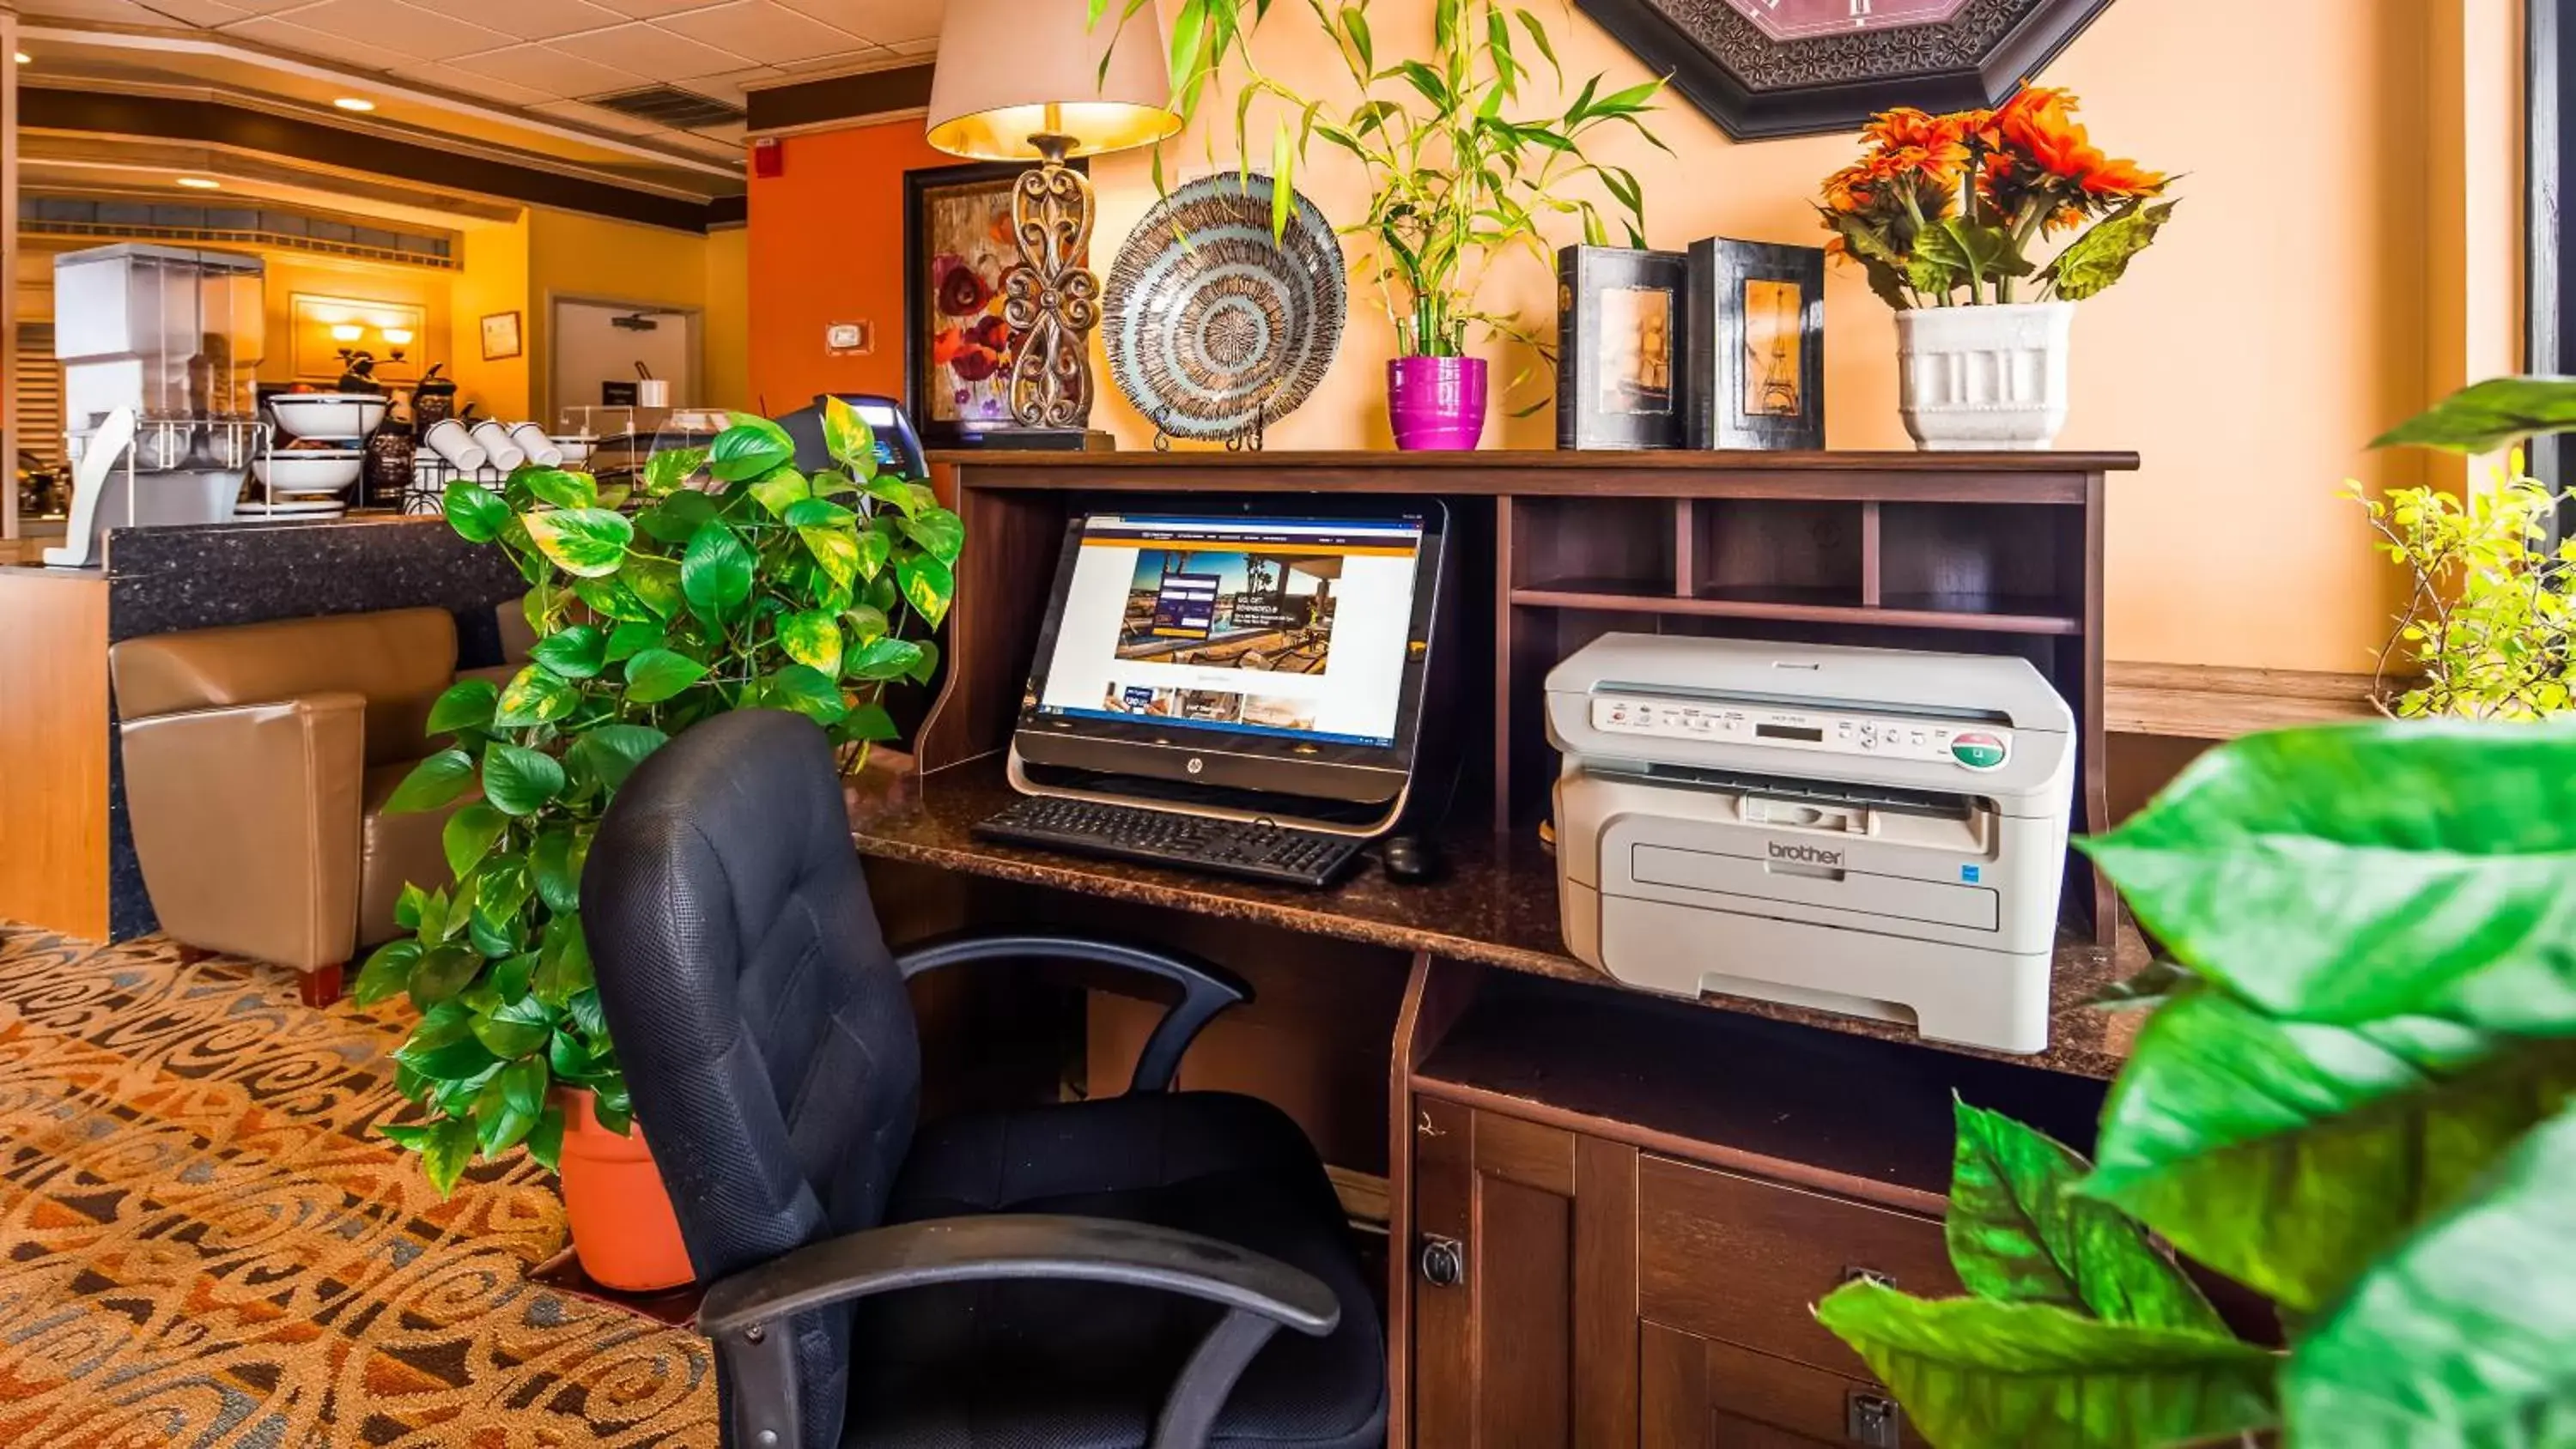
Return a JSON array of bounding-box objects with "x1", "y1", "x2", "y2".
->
[{"x1": 870, "y1": 445, "x2": 2142, "y2": 1446}]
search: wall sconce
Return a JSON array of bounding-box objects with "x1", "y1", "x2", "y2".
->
[
  {"x1": 329, "y1": 323, "x2": 365, "y2": 343},
  {"x1": 379, "y1": 326, "x2": 414, "y2": 367}
]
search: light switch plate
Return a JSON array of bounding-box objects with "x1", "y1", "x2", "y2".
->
[{"x1": 825, "y1": 321, "x2": 871, "y2": 355}]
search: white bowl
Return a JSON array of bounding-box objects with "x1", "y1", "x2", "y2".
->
[
  {"x1": 550, "y1": 436, "x2": 594, "y2": 465},
  {"x1": 268, "y1": 393, "x2": 389, "y2": 441},
  {"x1": 252, "y1": 450, "x2": 363, "y2": 495}
]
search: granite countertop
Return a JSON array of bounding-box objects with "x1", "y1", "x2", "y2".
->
[{"x1": 845, "y1": 757, "x2": 2147, "y2": 1079}]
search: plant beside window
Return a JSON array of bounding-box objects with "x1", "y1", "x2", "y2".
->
[
  {"x1": 1097, "y1": 0, "x2": 1664, "y2": 363},
  {"x1": 1817, "y1": 88, "x2": 2176, "y2": 309},
  {"x1": 2348, "y1": 374, "x2": 2576, "y2": 719},
  {"x1": 359, "y1": 402, "x2": 960, "y2": 1194}
]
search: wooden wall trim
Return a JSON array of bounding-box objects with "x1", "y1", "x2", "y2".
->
[{"x1": 744, "y1": 64, "x2": 936, "y2": 136}]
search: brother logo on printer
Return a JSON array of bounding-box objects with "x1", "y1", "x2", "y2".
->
[{"x1": 1767, "y1": 840, "x2": 1844, "y2": 868}]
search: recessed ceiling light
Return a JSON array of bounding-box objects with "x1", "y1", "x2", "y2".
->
[
  {"x1": 175, "y1": 177, "x2": 221, "y2": 190},
  {"x1": 332, "y1": 97, "x2": 375, "y2": 112}
]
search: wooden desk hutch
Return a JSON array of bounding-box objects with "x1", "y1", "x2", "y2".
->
[{"x1": 862, "y1": 449, "x2": 2141, "y2": 1448}]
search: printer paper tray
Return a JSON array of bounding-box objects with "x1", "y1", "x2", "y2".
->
[{"x1": 1628, "y1": 842, "x2": 2000, "y2": 932}]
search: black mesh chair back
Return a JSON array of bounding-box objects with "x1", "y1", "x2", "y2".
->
[{"x1": 586, "y1": 709, "x2": 920, "y2": 1448}]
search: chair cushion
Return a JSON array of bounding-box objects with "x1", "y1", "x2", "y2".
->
[{"x1": 841, "y1": 1090, "x2": 1388, "y2": 1449}]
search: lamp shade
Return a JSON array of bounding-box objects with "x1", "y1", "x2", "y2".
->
[{"x1": 925, "y1": 0, "x2": 1182, "y2": 161}]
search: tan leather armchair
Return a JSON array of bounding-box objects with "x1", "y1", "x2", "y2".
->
[{"x1": 111, "y1": 608, "x2": 471, "y2": 1005}]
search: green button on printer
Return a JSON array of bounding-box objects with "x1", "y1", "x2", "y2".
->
[{"x1": 1951, "y1": 733, "x2": 2008, "y2": 769}]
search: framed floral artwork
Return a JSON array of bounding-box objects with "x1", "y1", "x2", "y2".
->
[{"x1": 902, "y1": 158, "x2": 1087, "y2": 447}]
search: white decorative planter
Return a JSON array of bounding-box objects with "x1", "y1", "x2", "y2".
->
[{"x1": 1895, "y1": 301, "x2": 2075, "y2": 451}]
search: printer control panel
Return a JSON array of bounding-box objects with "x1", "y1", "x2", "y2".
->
[{"x1": 1589, "y1": 694, "x2": 2013, "y2": 771}]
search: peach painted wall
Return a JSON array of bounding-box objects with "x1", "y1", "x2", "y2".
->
[{"x1": 745, "y1": 118, "x2": 957, "y2": 415}]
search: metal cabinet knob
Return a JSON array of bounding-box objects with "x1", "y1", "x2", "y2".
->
[
  {"x1": 1418, "y1": 1235, "x2": 1465, "y2": 1288},
  {"x1": 1846, "y1": 1390, "x2": 1902, "y2": 1447}
]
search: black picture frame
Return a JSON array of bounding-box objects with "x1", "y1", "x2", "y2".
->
[
  {"x1": 1686, "y1": 238, "x2": 1826, "y2": 452},
  {"x1": 1573, "y1": 0, "x2": 2119, "y2": 142},
  {"x1": 902, "y1": 156, "x2": 1089, "y2": 449},
  {"x1": 1557, "y1": 246, "x2": 1690, "y2": 451}
]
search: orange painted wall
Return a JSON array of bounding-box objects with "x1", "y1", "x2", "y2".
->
[{"x1": 745, "y1": 118, "x2": 957, "y2": 415}]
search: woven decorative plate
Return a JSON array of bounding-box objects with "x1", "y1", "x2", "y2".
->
[{"x1": 1103, "y1": 173, "x2": 1346, "y2": 443}]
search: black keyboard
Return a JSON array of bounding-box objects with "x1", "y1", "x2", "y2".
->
[{"x1": 973, "y1": 795, "x2": 1367, "y2": 888}]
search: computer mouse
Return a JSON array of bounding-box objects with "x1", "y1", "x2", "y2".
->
[{"x1": 1381, "y1": 834, "x2": 1443, "y2": 883}]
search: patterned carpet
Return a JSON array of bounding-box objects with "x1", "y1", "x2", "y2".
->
[{"x1": 0, "y1": 924, "x2": 717, "y2": 1446}]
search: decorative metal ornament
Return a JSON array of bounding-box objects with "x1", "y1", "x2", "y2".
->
[
  {"x1": 1001, "y1": 155, "x2": 1102, "y2": 430},
  {"x1": 1103, "y1": 173, "x2": 1346, "y2": 448}
]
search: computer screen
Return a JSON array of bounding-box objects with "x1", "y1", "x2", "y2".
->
[{"x1": 1028, "y1": 512, "x2": 1431, "y2": 750}]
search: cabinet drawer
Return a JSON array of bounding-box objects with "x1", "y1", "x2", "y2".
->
[
  {"x1": 1645, "y1": 1321, "x2": 1923, "y2": 1448},
  {"x1": 1637, "y1": 1154, "x2": 1956, "y2": 1375}
]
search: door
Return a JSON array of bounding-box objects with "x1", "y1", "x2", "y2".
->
[{"x1": 1410, "y1": 1098, "x2": 1639, "y2": 1448}]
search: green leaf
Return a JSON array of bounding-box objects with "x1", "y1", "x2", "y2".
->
[
  {"x1": 603, "y1": 618, "x2": 664, "y2": 664},
  {"x1": 905, "y1": 637, "x2": 940, "y2": 686},
  {"x1": 748, "y1": 470, "x2": 812, "y2": 518},
  {"x1": 475, "y1": 856, "x2": 532, "y2": 926},
  {"x1": 896, "y1": 553, "x2": 955, "y2": 627},
  {"x1": 1946, "y1": 1100, "x2": 2225, "y2": 1334},
  {"x1": 471, "y1": 996, "x2": 555, "y2": 1058},
  {"x1": 420, "y1": 1117, "x2": 478, "y2": 1196},
  {"x1": 900, "y1": 507, "x2": 964, "y2": 566},
  {"x1": 570, "y1": 575, "x2": 653, "y2": 624},
  {"x1": 2286, "y1": 1104, "x2": 2576, "y2": 1447},
  {"x1": 2080, "y1": 986, "x2": 2576, "y2": 1314},
  {"x1": 425, "y1": 679, "x2": 500, "y2": 737},
  {"x1": 801, "y1": 524, "x2": 860, "y2": 593},
  {"x1": 623, "y1": 648, "x2": 708, "y2": 705},
  {"x1": 355, "y1": 938, "x2": 423, "y2": 1006},
  {"x1": 481, "y1": 742, "x2": 566, "y2": 816},
  {"x1": 841, "y1": 604, "x2": 890, "y2": 646},
  {"x1": 854, "y1": 525, "x2": 891, "y2": 580},
  {"x1": 2043, "y1": 199, "x2": 2177, "y2": 303},
  {"x1": 527, "y1": 623, "x2": 608, "y2": 681},
  {"x1": 1814, "y1": 1281, "x2": 2277, "y2": 1449},
  {"x1": 531, "y1": 826, "x2": 584, "y2": 913},
  {"x1": 393, "y1": 882, "x2": 428, "y2": 933},
  {"x1": 783, "y1": 496, "x2": 856, "y2": 530},
  {"x1": 762, "y1": 664, "x2": 848, "y2": 724},
  {"x1": 635, "y1": 488, "x2": 718, "y2": 544},
  {"x1": 2372, "y1": 374, "x2": 2576, "y2": 454},
  {"x1": 443, "y1": 481, "x2": 510, "y2": 543},
  {"x1": 564, "y1": 723, "x2": 668, "y2": 797},
  {"x1": 521, "y1": 508, "x2": 635, "y2": 579},
  {"x1": 440, "y1": 803, "x2": 510, "y2": 880},
  {"x1": 822, "y1": 395, "x2": 876, "y2": 475},
  {"x1": 776, "y1": 609, "x2": 845, "y2": 676},
  {"x1": 406, "y1": 943, "x2": 484, "y2": 1008},
  {"x1": 493, "y1": 664, "x2": 578, "y2": 728},
  {"x1": 681, "y1": 519, "x2": 756, "y2": 625},
  {"x1": 2080, "y1": 723, "x2": 2576, "y2": 1029},
  {"x1": 642, "y1": 445, "x2": 708, "y2": 495},
  {"x1": 525, "y1": 1105, "x2": 566, "y2": 1173},
  {"x1": 858, "y1": 473, "x2": 924, "y2": 518},
  {"x1": 1915, "y1": 216, "x2": 2034, "y2": 288},
  {"x1": 534, "y1": 913, "x2": 593, "y2": 1004},
  {"x1": 623, "y1": 555, "x2": 684, "y2": 619},
  {"x1": 839, "y1": 700, "x2": 899, "y2": 743},
  {"x1": 845, "y1": 635, "x2": 924, "y2": 682},
  {"x1": 383, "y1": 749, "x2": 477, "y2": 815},
  {"x1": 519, "y1": 467, "x2": 597, "y2": 509},
  {"x1": 708, "y1": 422, "x2": 794, "y2": 482}
]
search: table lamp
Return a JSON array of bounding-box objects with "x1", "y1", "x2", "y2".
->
[{"x1": 926, "y1": 0, "x2": 1181, "y2": 446}]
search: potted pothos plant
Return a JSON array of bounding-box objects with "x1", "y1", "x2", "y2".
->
[
  {"x1": 360, "y1": 400, "x2": 958, "y2": 1291},
  {"x1": 1098, "y1": 0, "x2": 1663, "y2": 448}
]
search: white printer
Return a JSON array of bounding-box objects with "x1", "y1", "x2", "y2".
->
[{"x1": 1546, "y1": 634, "x2": 2075, "y2": 1054}]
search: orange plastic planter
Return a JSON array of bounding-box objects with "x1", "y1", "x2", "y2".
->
[{"x1": 556, "y1": 1089, "x2": 695, "y2": 1293}]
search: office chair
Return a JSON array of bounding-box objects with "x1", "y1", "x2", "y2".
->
[{"x1": 584, "y1": 711, "x2": 1388, "y2": 1449}]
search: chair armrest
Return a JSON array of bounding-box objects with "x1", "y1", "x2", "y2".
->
[
  {"x1": 892, "y1": 933, "x2": 1250, "y2": 1092},
  {"x1": 699, "y1": 1214, "x2": 1340, "y2": 1449},
  {"x1": 119, "y1": 694, "x2": 367, "y2": 971}
]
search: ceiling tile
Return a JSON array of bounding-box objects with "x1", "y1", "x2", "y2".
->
[
  {"x1": 20, "y1": 0, "x2": 173, "y2": 23},
  {"x1": 663, "y1": 128, "x2": 744, "y2": 160},
  {"x1": 449, "y1": 40, "x2": 645, "y2": 98},
  {"x1": 580, "y1": 0, "x2": 715, "y2": 18},
  {"x1": 403, "y1": 58, "x2": 558, "y2": 107},
  {"x1": 410, "y1": 0, "x2": 627, "y2": 41},
  {"x1": 219, "y1": 14, "x2": 416, "y2": 70},
  {"x1": 883, "y1": 34, "x2": 933, "y2": 56},
  {"x1": 653, "y1": 0, "x2": 857, "y2": 67},
  {"x1": 137, "y1": 0, "x2": 253, "y2": 26},
  {"x1": 774, "y1": 45, "x2": 896, "y2": 74},
  {"x1": 669, "y1": 64, "x2": 777, "y2": 103},
  {"x1": 528, "y1": 96, "x2": 665, "y2": 135},
  {"x1": 771, "y1": 0, "x2": 937, "y2": 45},
  {"x1": 549, "y1": 21, "x2": 746, "y2": 79},
  {"x1": 282, "y1": 0, "x2": 515, "y2": 61}
]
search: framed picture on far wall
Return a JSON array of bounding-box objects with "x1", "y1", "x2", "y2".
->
[
  {"x1": 1687, "y1": 238, "x2": 1826, "y2": 450},
  {"x1": 1557, "y1": 246, "x2": 1689, "y2": 450},
  {"x1": 481, "y1": 310, "x2": 523, "y2": 362},
  {"x1": 902, "y1": 157, "x2": 1089, "y2": 446}
]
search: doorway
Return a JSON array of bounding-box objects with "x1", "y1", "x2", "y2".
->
[{"x1": 549, "y1": 297, "x2": 699, "y2": 431}]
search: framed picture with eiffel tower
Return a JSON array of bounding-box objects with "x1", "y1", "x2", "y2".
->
[{"x1": 1688, "y1": 238, "x2": 1826, "y2": 450}]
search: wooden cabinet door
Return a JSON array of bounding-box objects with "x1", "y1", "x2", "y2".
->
[
  {"x1": 1642, "y1": 1323, "x2": 1923, "y2": 1449},
  {"x1": 1410, "y1": 1097, "x2": 1640, "y2": 1449}
]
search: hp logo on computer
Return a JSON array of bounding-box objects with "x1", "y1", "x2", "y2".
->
[{"x1": 1187, "y1": 757, "x2": 1205, "y2": 775}]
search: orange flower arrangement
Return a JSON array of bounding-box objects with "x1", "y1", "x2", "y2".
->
[{"x1": 1819, "y1": 87, "x2": 2176, "y2": 308}]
